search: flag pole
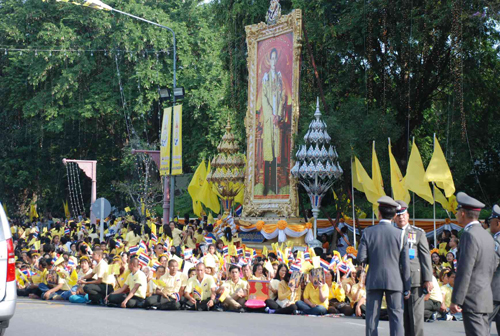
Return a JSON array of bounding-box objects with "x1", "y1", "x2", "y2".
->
[
  {"x1": 351, "y1": 157, "x2": 357, "y2": 247},
  {"x1": 388, "y1": 137, "x2": 393, "y2": 198},
  {"x1": 412, "y1": 137, "x2": 416, "y2": 226},
  {"x1": 432, "y1": 133, "x2": 437, "y2": 248}
]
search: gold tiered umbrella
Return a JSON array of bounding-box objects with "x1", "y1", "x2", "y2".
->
[{"x1": 207, "y1": 119, "x2": 246, "y2": 215}]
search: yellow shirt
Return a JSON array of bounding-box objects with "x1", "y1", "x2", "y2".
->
[
  {"x1": 223, "y1": 278, "x2": 248, "y2": 297},
  {"x1": 328, "y1": 282, "x2": 346, "y2": 302},
  {"x1": 349, "y1": 283, "x2": 366, "y2": 305},
  {"x1": 185, "y1": 235, "x2": 197, "y2": 249},
  {"x1": 277, "y1": 280, "x2": 302, "y2": 304},
  {"x1": 94, "y1": 259, "x2": 115, "y2": 286},
  {"x1": 303, "y1": 282, "x2": 329, "y2": 309},
  {"x1": 160, "y1": 272, "x2": 188, "y2": 296},
  {"x1": 195, "y1": 233, "x2": 205, "y2": 245},
  {"x1": 172, "y1": 228, "x2": 183, "y2": 247},
  {"x1": 115, "y1": 269, "x2": 130, "y2": 289},
  {"x1": 125, "y1": 270, "x2": 148, "y2": 299},
  {"x1": 441, "y1": 285, "x2": 452, "y2": 307},
  {"x1": 429, "y1": 277, "x2": 443, "y2": 302},
  {"x1": 125, "y1": 231, "x2": 141, "y2": 247},
  {"x1": 185, "y1": 275, "x2": 216, "y2": 300}
]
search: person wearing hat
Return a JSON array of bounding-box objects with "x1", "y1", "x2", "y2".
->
[
  {"x1": 394, "y1": 200, "x2": 433, "y2": 336},
  {"x1": 357, "y1": 196, "x2": 411, "y2": 336},
  {"x1": 450, "y1": 192, "x2": 497, "y2": 336},
  {"x1": 487, "y1": 204, "x2": 500, "y2": 335}
]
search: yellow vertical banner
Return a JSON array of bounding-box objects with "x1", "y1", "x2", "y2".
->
[
  {"x1": 160, "y1": 107, "x2": 172, "y2": 176},
  {"x1": 171, "y1": 105, "x2": 183, "y2": 175}
]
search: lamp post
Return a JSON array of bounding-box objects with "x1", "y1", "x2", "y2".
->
[
  {"x1": 73, "y1": 0, "x2": 178, "y2": 223},
  {"x1": 291, "y1": 98, "x2": 343, "y2": 239}
]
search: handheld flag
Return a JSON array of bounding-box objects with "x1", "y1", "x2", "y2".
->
[{"x1": 137, "y1": 252, "x2": 151, "y2": 267}]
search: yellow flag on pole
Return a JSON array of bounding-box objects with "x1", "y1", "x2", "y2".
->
[
  {"x1": 424, "y1": 135, "x2": 455, "y2": 197},
  {"x1": 372, "y1": 141, "x2": 385, "y2": 198},
  {"x1": 404, "y1": 139, "x2": 434, "y2": 204},
  {"x1": 63, "y1": 201, "x2": 70, "y2": 219},
  {"x1": 434, "y1": 185, "x2": 453, "y2": 212},
  {"x1": 388, "y1": 139, "x2": 411, "y2": 204},
  {"x1": 188, "y1": 160, "x2": 207, "y2": 217},
  {"x1": 353, "y1": 157, "x2": 379, "y2": 206},
  {"x1": 197, "y1": 161, "x2": 220, "y2": 214}
]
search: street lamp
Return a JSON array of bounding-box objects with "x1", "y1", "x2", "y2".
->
[
  {"x1": 68, "y1": 0, "x2": 179, "y2": 224},
  {"x1": 290, "y1": 98, "x2": 343, "y2": 239}
]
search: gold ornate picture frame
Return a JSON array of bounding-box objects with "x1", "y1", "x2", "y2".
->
[{"x1": 242, "y1": 10, "x2": 302, "y2": 218}]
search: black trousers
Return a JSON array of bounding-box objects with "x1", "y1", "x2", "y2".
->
[
  {"x1": 265, "y1": 299, "x2": 297, "y2": 315},
  {"x1": 424, "y1": 299, "x2": 441, "y2": 320},
  {"x1": 108, "y1": 293, "x2": 145, "y2": 308},
  {"x1": 185, "y1": 298, "x2": 215, "y2": 311},
  {"x1": 83, "y1": 283, "x2": 114, "y2": 304},
  {"x1": 17, "y1": 287, "x2": 37, "y2": 297},
  {"x1": 264, "y1": 158, "x2": 277, "y2": 195},
  {"x1": 145, "y1": 294, "x2": 181, "y2": 310}
]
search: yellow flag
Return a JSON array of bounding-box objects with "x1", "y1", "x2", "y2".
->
[
  {"x1": 34, "y1": 241, "x2": 41, "y2": 252},
  {"x1": 353, "y1": 157, "x2": 379, "y2": 206},
  {"x1": 388, "y1": 140, "x2": 411, "y2": 204},
  {"x1": 188, "y1": 160, "x2": 207, "y2": 217},
  {"x1": 198, "y1": 161, "x2": 220, "y2": 214},
  {"x1": 63, "y1": 201, "x2": 70, "y2": 219},
  {"x1": 262, "y1": 246, "x2": 268, "y2": 257},
  {"x1": 434, "y1": 185, "x2": 452, "y2": 212},
  {"x1": 151, "y1": 223, "x2": 157, "y2": 236},
  {"x1": 372, "y1": 141, "x2": 385, "y2": 198},
  {"x1": 234, "y1": 186, "x2": 244, "y2": 205},
  {"x1": 404, "y1": 139, "x2": 434, "y2": 204},
  {"x1": 207, "y1": 212, "x2": 214, "y2": 224},
  {"x1": 68, "y1": 269, "x2": 78, "y2": 287},
  {"x1": 448, "y1": 195, "x2": 458, "y2": 214},
  {"x1": 424, "y1": 135, "x2": 455, "y2": 197},
  {"x1": 124, "y1": 207, "x2": 131, "y2": 213},
  {"x1": 2, "y1": 204, "x2": 7, "y2": 218}
]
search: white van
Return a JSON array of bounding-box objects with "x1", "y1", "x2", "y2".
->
[{"x1": 0, "y1": 203, "x2": 16, "y2": 335}]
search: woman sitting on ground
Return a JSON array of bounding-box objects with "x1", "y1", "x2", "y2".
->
[
  {"x1": 265, "y1": 264, "x2": 301, "y2": 315},
  {"x1": 325, "y1": 269, "x2": 347, "y2": 314},
  {"x1": 295, "y1": 269, "x2": 329, "y2": 315}
]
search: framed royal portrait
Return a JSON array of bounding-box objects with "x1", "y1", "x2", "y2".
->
[{"x1": 243, "y1": 10, "x2": 302, "y2": 218}]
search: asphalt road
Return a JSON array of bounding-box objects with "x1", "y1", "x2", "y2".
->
[{"x1": 8, "y1": 298, "x2": 483, "y2": 336}]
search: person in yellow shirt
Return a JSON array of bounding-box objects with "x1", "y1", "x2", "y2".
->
[
  {"x1": 124, "y1": 224, "x2": 141, "y2": 247},
  {"x1": 296, "y1": 269, "x2": 329, "y2": 315},
  {"x1": 182, "y1": 226, "x2": 197, "y2": 249},
  {"x1": 222, "y1": 265, "x2": 248, "y2": 312},
  {"x1": 324, "y1": 269, "x2": 346, "y2": 314},
  {"x1": 146, "y1": 259, "x2": 186, "y2": 310},
  {"x1": 265, "y1": 265, "x2": 302, "y2": 315},
  {"x1": 106, "y1": 257, "x2": 147, "y2": 308},
  {"x1": 184, "y1": 263, "x2": 222, "y2": 311},
  {"x1": 170, "y1": 222, "x2": 183, "y2": 254},
  {"x1": 79, "y1": 250, "x2": 115, "y2": 305},
  {"x1": 424, "y1": 276, "x2": 443, "y2": 321}
]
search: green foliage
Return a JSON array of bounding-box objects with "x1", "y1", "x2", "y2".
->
[{"x1": 1, "y1": 0, "x2": 499, "y2": 219}]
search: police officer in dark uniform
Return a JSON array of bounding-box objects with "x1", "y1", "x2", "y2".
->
[
  {"x1": 450, "y1": 192, "x2": 497, "y2": 336},
  {"x1": 487, "y1": 204, "x2": 500, "y2": 335},
  {"x1": 358, "y1": 196, "x2": 411, "y2": 336},
  {"x1": 394, "y1": 201, "x2": 433, "y2": 336}
]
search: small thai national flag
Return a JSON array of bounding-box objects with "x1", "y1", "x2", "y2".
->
[
  {"x1": 64, "y1": 227, "x2": 70, "y2": 235},
  {"x1": 245, "y1": 249, "x2": 251, "y2": 259},
  {"x1": 277, "y1": 250, "x2": 284, "y2": 262},
  {"x1": 338, "y1": 262, "x2": 350, "y2": 274},
  {"x1": 236, "y1": 247, "x2": 243, "y2": 256},
  {"x1": 115, "y1": 240, "x2": 122, "y2": 248},
  {"x1": 129, "y1": 245, "x2": 139, "y2": 255},
  {"x1": 223, "y1": 246, "x2": 229, "y2": 257},
  {"x1": 152, "y1": 261, "x2": 161, "y2": 272},
  {"x1": 204, "y1": 236, "x2": 214, "y2": 245},
  {"x1": 304, "y1": 251, "x2": 311, "y2": 262},
  {"x1": 290, "y1": 262, "x2": 301, "y2": 273},
  {"x1": 184, "y1": 248, "x2": 193, "y2": 260},
  {"x1": 235, "y1": 205, "x2": 243, "y2": 217},
  {"x1": 320, "y1": 258, "x2": 330, "y2": 272},
  {"x1": 151, "y1": 233, "x2": 158, "y2": 244},
  {"x1": 172, "y1": 292, "x2": 181, "y2": 302},
  {"x1": 330, "y1": 256, "x2": 340, "y2": 270},
  {"x1": 137, "y1": 252, "x2": 151, "y2": 267},
  {"x1": 139, "y1": 240, "x2": 148, "y2": 253},
  {"x1": 67, "y1": 258, "x2": 76, "y2": 268}
]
